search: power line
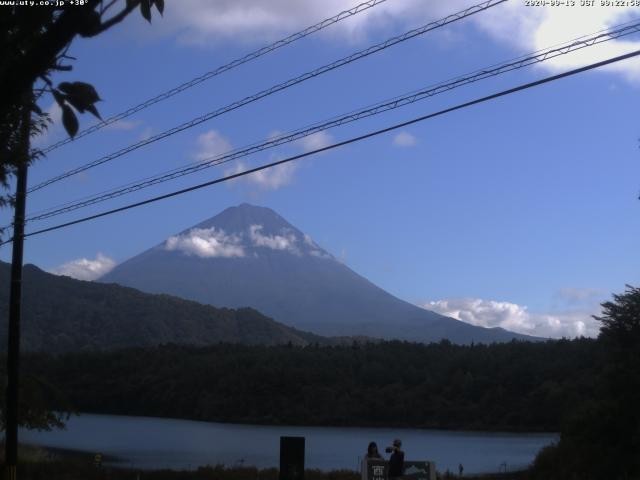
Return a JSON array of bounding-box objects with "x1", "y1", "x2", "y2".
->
[
  {"x1": 39, "y1": 0, "x2": 391, "y2": 155},
  {"x1": 26, "y1": 19, "x2": 640, "y2": 220},
  {"x1": 28, "y1": 0, "x2": 507, "y2": 194},
  {"x1": 34, "y1": 16, "x2": 637, "y2": 220},
  {"x1": 22, "y1": 20, "x2": 640, "y2": 223},
  {"x1": 5, "y1": 48, "x2": 637, "y2": 246}
]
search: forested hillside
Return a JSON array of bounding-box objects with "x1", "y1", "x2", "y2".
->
[
  {"x1": 0, "y1": 262, "x2": 325, "y2": 351},
  {"x1": 22, "y1": 339, "x2": 600, "y2": 432}
]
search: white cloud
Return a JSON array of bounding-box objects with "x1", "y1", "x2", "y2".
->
[
  {"x1": 247, "y1": 161, "x2": 297, "y2": 189},
  {"x1": 309, "y1": 249, "x2": 333, "y2": 259},
  {"x1": 104, "y1": 119, "x2": 143, "y2": 131},
  {"x1": 194, "y1": 129, "x2": 233, "y2": 161},
  {"x1": 472, "y1": 3, "x2": 640, "y2": 83},
  {"x1": 220, "y1": 130, "x2": 330, "y2": 192},
  {"x1": 393, "y1": 131, "x2": 417, "y2": 147},
  {"x1": 51, "y1": 253, "x2": 116, "y2": 281},
  {"x1": 297, "y1": 131, "x2": 334, "y2": 152},
  {"x1": 225, "y1": 159, "x2": 297, "y2": 190},
  {"x1": 165, "y1": 227, "x2": 245, "y2": 258},
  {"x1": 157, "y1": 1, "x2": 640, "y2": 83},
  {"x1": 422, "y1": 297, "x2": 602, "y2": 339},
  {"x1": 267, "y1": 130, "x2": 284, "y2": 140},
  {"x1": 303, "y1": 233, "x2": 333, "y2": 259},
  {"x1": 159, "y1": 0, "x2": 464, "y2": 46},
  {"x1": 249, "y1": 224, "x2": 299, "y2": 253},
  {"x1": 303, "y1": 233, "x2": 314, "y2": 247},
  {"x1": 138, "y1": 126, "x2": 154, "y2": 141}
]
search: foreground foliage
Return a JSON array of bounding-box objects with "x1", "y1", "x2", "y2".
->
[
  {"x1": 529, "y1": 286, "x2": 640, "y2": 480},
  {"x1": 0, "y1": 0, "x2": 164, "y2": 214}
]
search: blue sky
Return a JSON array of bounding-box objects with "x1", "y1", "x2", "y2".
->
[{"x1": 1, "y1": 0, "x2": 640, "y2": 338}]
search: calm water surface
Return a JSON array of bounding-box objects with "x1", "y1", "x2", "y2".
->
[{"x1": 20, "y1": 414, "x2": 557, "y2": 474}]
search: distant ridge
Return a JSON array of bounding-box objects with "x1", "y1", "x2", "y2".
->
[
  {"x1": 0, "y1": 261, "x2": 328, "y2": 352},
  {"x1": 100, "y1": 203, "x2": 541, "y2": 344}
]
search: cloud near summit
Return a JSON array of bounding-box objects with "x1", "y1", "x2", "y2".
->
[
  {"x1": 249, "y1": 225, "x2": 299, "y2": 254},
  {"x1": 164, "y1": 224, "x2": 315, "y2": 257},
  {"x1": 165, "y1": 227, "x2": 245, "y2": 258}
]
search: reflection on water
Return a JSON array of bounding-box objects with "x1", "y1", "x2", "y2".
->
[{"x1": 21, "y1": 414, "x2": 557, "y2": 474}]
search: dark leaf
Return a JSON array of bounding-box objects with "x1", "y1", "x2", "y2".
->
[
  {"x1": 85, "y1": 104, "x2": 102, "y2": 121},
  {"x1": 77, "y1": 9, "x2": 102, "y2": 37},
  {"x1": 52, "y1": 90, "x2": 65, "y2": 107},
  {"x1": 154, "y1": 0, "x2": 164, "y2": 15},
  {"x1": 140, "y1": 0, "x2": 151, "y2": 22},
  {"x1": 58, "y1": 81, "x2": 101, "y2": 116},
  {"x1": 58, "y1": 82, "x2": 100, "y2": 104},
  {"x1": 57, "y1": 82, "x2": 73, "y2": 94},
  {"x1": 61, "y1": 105, "x2": 79, "y2": 138},
  {"x1": 126, "y1": 0, "x2": 138, "y2": 8},
  {"x1": 63, "y1": 94, "x2": 86, "y2": 114}
]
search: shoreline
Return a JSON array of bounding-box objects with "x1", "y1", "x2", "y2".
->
[
  {"x1": 66, "y1": 410, "x2": 560, "y2": 436},
  {"x1": 12, "y1": 447, "x2": 532, "y2": 480},
  {"x1": 19, "y1": 414, "x2": 553, "y2": 475},
  {"x1": 18, "y1": 442, "x2": 531, "y2": 478}
]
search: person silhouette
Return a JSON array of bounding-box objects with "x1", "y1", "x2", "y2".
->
[
  {"x1": 365, "y1": 441, "x2": 382, "y2": 460},
  {"x1": 386, "y1": 439, "x2": 404, "y2": 480}
]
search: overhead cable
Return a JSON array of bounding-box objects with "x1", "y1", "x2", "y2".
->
[
  {"x1": 23, "y1": 20, "x2": 640, "y2": 223},
  {"x1": 5, "y1": 48, "x2": 637, "y2": 245},
  {"x1": 39, "y1": 0, "x2": 391, "y2": 154},
  {"x1": 28, "y1": 0, "x2": 507, "y2": 193}
]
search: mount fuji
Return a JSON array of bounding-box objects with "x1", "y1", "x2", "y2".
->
[{"x1": 100, "y1": 203, "x2": 538, "y2": 344}]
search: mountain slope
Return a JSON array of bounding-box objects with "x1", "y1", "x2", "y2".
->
[
  {"x1": 101, "y1": 203, "x2": 539, "y2": 344},
  {"x1": 0, "y1": 261, "x2": 326, "y2": 352}
]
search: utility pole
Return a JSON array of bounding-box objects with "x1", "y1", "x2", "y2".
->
[{"x1": 4, "y1": 102, "x2": 31, "y2": 480}]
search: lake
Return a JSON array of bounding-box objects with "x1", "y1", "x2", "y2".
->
[{"x1": 20, "y1": 414, "x2": 557, "y2": 474}]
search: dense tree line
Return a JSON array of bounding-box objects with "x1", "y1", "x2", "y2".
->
[
  {"x1": 529, "y1": 286, "x2": 640, "y2": 480},
  {"x1": 20, "y1": 338, "x2": 600, "y2": 432}
]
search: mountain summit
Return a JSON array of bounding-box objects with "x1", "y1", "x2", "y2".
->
[{"x1": 100, "y1": 203, "x2": 537, "y2": 344}]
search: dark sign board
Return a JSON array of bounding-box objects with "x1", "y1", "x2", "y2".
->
[
  {"x1": 404, "y1": 461, "x2": 436, "y2": 480},
  {"x1": 280, "y1": 436, "x2": 305, "y2": 480}
]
